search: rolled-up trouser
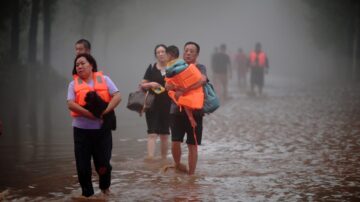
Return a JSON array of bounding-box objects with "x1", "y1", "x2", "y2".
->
[{"x1": 73, "y1": 127, "x2": 112, "y2": 197}]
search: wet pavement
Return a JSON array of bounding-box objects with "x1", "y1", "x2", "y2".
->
[{"x1": 1, "y1": 77, "x2": 360, "y2": 201}]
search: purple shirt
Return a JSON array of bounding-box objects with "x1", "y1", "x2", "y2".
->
[{"x1": 67, "y1": 75, "x2": 119, "y2": 129}]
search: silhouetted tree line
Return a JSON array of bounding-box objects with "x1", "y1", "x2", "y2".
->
[
  {"x1": 0, "y1": 0, "x2": 60, "y2": 139},
  {"x1": 0, "y1": 0, "x2": 127, "y2": 139},
  {"x1": 303, "y1": 0, "x2": 360, "y2": 80}
]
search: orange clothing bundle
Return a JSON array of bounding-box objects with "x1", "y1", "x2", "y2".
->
[{"x1": 165, "y1": 59, "x2": 204, "y2": 109}]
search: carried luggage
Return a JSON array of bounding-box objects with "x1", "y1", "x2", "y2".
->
[
  {"x1": 126, "y1": 90, "x2": 155, "y2": 116},
  {"x1": 203, "y1": 82, "x2": 220, "y2": 114}
]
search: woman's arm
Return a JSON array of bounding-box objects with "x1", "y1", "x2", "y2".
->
[
  {"x1": 139, "y1": 79, "x2": 161, "y2": 90},
  {"x1": 67, "y1": 100, "x2": 96, "y2": 119},
  {"x1": 102, "y1": 91, "x2": 121, "y2": 115}
]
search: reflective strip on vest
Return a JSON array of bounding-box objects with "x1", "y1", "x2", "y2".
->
[{"x1": 249, "y1": 51, "x2": 266, "y2": 67}]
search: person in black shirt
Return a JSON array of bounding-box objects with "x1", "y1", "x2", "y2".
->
[
  {"x1": 211, "y1": 44, "x2": 231, "y2": 102},
  {"x1": 139, "y1": 44, "x2": 171, "y2": 161}
]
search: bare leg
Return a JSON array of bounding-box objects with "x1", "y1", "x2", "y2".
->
[
  {"x1": 222, "y1": 74, "x2": 228, "y2": 100},
  {"x1": 159, "y1": 135, "x2": 169, "y2": 160},
  {"x1": 188, "y1": 144, "x2": 198, "y2": 175},
  {"x1": 250, "y1": 82, "x2": 255, "y2": 94},
  {"x1": 172, "y1": 141, "x2": 188, "y2": 173},
  {"x1": 213, "y1": 74, "x2": 223, "y2": 103},
  {"x1": 146, "y1": 133, "x2": 157, "y2": 159},
  {"x1": 184, "y1": 108, "x2": 196, "y2": 128}
]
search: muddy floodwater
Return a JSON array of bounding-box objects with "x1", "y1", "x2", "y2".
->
[{"x1": 1, "y1": 77, "x2": 360, "y2": 201}]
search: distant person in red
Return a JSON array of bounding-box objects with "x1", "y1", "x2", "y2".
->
[
  {"x1": 248, "y1": 42, "x2": 269, "y2": 95},
  {"x1": 233, "y1": 48, "x2": 249, "y2": 89},
  {"x1": 211, "y1": 44, "x2": 231, "y2": 102}
]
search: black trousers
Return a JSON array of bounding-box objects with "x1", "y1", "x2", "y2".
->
[{"x1": 73, "y1": 127, "x2": 112, "y2": 197}]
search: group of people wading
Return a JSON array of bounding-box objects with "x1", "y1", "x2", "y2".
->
[
  {"x1": 211, "y1": 42, "x2": 269, "y2": 101},
  {"x1": 67, "y1": 39, "x2": 208, "y2": 198}
]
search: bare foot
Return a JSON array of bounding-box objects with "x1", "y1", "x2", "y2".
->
[
  {"x1": 143, "y1": 156, "x2": 155, "y2": 162},
  {"x1": 101, "y1": 188, "x2": 111, "y2": 196},
  {"x1": 175, "y1": 163, "x2": 189, "y2": 174},
  {"x1": 161, "y1": 164, "x2": 175, "y2": 173}
]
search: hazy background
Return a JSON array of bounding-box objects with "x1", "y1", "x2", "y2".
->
[
  {"x1": 0, "y1": 0, "x2": 358, "y2": 153},
  {"x1": 1, "y1": 0, "x2": 360, "y2": 200}
]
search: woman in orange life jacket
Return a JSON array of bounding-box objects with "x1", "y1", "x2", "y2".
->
[
  {"x1": 67, "y1": 53, "x2": 121, "y2": 198},
  {"x1": 139, "y1": 44, "x2": 172, "y2": 161},
  {"x1": 165, "y1": 42, "x2": 208, "y2": 175}
]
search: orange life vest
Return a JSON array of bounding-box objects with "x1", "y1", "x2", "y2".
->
[
  {"x1": 70, "y1": 71, "x2": 111, "y2": 117},
  {"x1": 165, "y1": 64, "x2": 204, "y2": 109},
  {"x1": 249, "y1": 51, "x2": 266, "y2": 67}
]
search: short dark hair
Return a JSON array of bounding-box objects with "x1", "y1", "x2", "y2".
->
[
  {"x1": 154, "y1": 44, "x2": 167, "y2": 57},
  {"x1": 72, "y1": 53, "x2": 98, "y2": 75},
  {"x1": 220, "y1": 44, "x2": 226, "y2": 50},
  {"x1": 76, "y1": 39, "x2": 91, "y2": 50},
  {"x1": 184, "y1": 41, "x2": 200, "y2": 54},
  {"x1": 166, "y1": 45, "x2": 179, "y2": 58},
  {"x1": 255, "y1": 42, "x2": 262, "y2": 48}
]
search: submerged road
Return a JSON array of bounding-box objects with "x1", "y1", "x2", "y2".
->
[{"x1": 1, "y1": 77, "x2": 360, "y2": 201}]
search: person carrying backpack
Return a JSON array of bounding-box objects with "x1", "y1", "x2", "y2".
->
[{"x1": 165, "y1": 42, "x2": 208, "y2": 175}]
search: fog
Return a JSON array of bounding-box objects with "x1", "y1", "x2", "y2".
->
[
  {"x1": 1, "y1": 0, "x2": 346, "y2": 147},
  {"x1": 52, "y1": 0, "x2": 335, "y2": 86},
  {"x1": 43, "y1": 0, "x2": 338, "y2": 132},
  {"x1": 0, "y1": 0, "x2": 348, "y2": 158},
  {"x1": 2, "y1": 0, "x2": 360, "y2": 200}
]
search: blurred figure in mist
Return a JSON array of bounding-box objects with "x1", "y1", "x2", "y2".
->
[
  {"x1": 139, "y1": 44, "x2": 171, "y2": 161},
  {"x1": 75, "y1": 39, "x2": 91, "y2": 55},
  {"x1": 248, "y1": 42, "x2": 269, "y2": 96},
  {"x1": 211, "y1": 44, "x2": 231, "y2": 103},
  {"x1": 233, "y1": 48, "x2": 249, "y2": 89}
]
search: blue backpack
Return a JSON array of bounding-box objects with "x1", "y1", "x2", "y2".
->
[{"x1": 203, "y1": 82, "x2": 220, "y2": 113}]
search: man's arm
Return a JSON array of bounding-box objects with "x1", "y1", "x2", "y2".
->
[{"x1": 175, "y1": 74, "x2": 207, "y2": 100}]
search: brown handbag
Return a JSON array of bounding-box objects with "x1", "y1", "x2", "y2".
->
[{"x1": 126, "y1": 90, "x2": 155, "y2": 116}]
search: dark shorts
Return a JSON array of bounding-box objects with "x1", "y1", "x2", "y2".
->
[
  {"x1": 250, "y1": 67, "x2": 264, "y2": 87},
  {"x1": 170, "y1": 114, "x2": 203, "y2": 145}
]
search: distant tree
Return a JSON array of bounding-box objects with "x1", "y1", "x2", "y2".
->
[
  {"x1": 303, "y1": 0, "x2": 360, "y2": 79},
  {"x1": 0, "y1": 0, "x2": 29, "y2": 64},
  {"x1": 28, "y1": 0, "x2": 40, "y2": 64},
  {"x1": 43, "y1": 0, "x2": 51, "y2": 65},
  {"x1": 72, "y1": 0, "x2": 101, "y2": 42},
  {"x1": 10, "y1": 0, "x2": 20, "y2": 62},
  {"x1": 0, "y1": 0, "x2": 15, "y2": 63}
]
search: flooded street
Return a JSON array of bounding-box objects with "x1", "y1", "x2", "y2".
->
[
  {"x1": 1, "y1": 0, "x2": 360, "y2": 201},
  {"x1": 1, "y1": 77, "x2": 360, "y2": 201}
]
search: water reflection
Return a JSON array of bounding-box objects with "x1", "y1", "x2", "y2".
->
[{"x1": 1, "y1": 77, "x2": 360, "y2": 201}]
